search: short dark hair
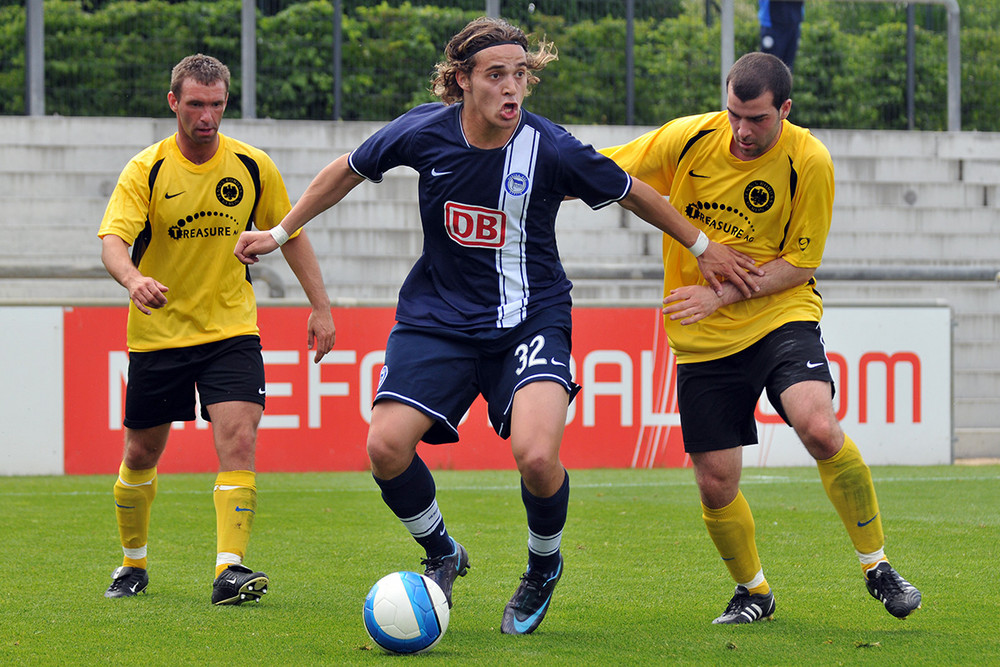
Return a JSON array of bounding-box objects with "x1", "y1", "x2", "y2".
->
[
  {"x1": 726, "y1": 52, "x2": 792, "y2": 110},
  {"x1": 170, "y1": 54, "x2": 230, "y2": 99},
  {"x1": 431, "y1": 16, "x2": 557, "y2": 105}
]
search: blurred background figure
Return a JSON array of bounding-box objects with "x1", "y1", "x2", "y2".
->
[{"x1": 759, "y1": 0, "x2": 805, "y2": 71}]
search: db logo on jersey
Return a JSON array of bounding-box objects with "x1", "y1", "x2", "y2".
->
[{"x1": 444, "y1": 202, "x2": 507, "y2": 248}]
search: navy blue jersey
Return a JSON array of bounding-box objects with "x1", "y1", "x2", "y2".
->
[{"x1": 348, "y1": 103, "x2": 632, "y2": 330}]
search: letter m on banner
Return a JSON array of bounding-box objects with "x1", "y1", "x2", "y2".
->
[{"x1": 444, "y1": 201, "x2": 506, "y2": 248}]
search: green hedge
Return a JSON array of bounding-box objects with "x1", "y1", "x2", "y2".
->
[{"x1": 0, "y1": 0, "x2": 996, "y2": 130}]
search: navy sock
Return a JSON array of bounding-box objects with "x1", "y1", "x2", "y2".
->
[
  {"x1": 522, "y1": 470, "x2": 569, "y2": 576},
  {"x1": 373, "y1": 455, "x2": 452, "y2": 558}
]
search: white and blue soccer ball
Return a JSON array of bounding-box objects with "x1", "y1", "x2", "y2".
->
[{"x1": 363, "y1": 571, "x2": 450, "y2": 654}]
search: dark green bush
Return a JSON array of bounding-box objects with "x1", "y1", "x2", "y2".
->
[{"x1": 0, "y1": 0, "x2": 995, "y2": 130}]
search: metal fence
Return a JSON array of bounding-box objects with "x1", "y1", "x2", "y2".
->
[{"x1": 5, "y1": 0, "x2": 996, "y2": 131}]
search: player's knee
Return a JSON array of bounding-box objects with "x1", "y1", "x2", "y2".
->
[
  {"x1": 514, "y1": 448, "x2": 560, "y2": 487},
  {"x1": 797, "y1": 417, "x2": 843, "y2": 459},
  {"x1": 366, "y1": 433, "x2": 413, "y2": 478}
]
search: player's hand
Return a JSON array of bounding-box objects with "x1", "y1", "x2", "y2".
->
[
  {"x1": 307, "y1": 308, "x2": 336, "y2": 363},
  {"x1": 125, "y1": 275, "x2": 169, "y2": 315},
  {"x1": 663, "y1": 285, "x2": 721, "y2": 325},
  {"x1": 696, "y1": 241, "x2": 762, "y2": 298},
  {"x1": 234, "y1": 231, "x2": 278, "y2": 265}
]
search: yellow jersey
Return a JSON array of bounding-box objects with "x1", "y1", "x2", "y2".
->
[
  {"x1": 99, "y1": 132, "x2": 292, "y2": 352},
  {"x1": 602, "y1": 111, "x2": 834, "y2": 362}
]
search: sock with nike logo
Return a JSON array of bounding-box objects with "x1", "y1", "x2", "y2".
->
[
  {"x1": 374, "y1": 455, "x2": 453, "y2": 558},
  {"x1": 521, "y1": 471, "x2": 569, "y2": 577},
  {"x1": 214, "y1": 470, "x2": 257, "y2": 577},
  {"x1": 703, "y1": 490, "x2": 768, "y2": 593},
  {"x1": 816, "y1": 435, "x2": 885, "y2": 562},
  {"x1": 114, "y1": 462, "x2": 157, "y2": 570}
]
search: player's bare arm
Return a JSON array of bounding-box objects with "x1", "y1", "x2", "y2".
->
[
  {"x1": 100, "y1": 234, "x2": 168, "y2": 315},
  {"x1": 235, "y1": 153, "x2": 364, "y2": 264},
  {"x1": 663, "y1": 257, "x2": 815, "y2": 325},
  {"x1": 619, "y1": 178, "x2": 763, "y2": 297},
  {"x1": 279, "y1": 230, "x2": 336, "y2": 363}
]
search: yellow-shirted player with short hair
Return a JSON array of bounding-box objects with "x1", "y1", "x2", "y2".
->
[
  {"x1": 602, "y1": 52, "x2": 921, "y2": 623},
  {"x1": 98, "y1": 53, "x2": 336, "y2": 605}
]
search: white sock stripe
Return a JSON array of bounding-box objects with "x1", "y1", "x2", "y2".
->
[
  {"x1": 123, "y1": 546, "x2": 147, "y2": 559},
  {"x1": 401, "y1": 501, "x2": 443, "y2": 539},
  {"x1": 739, "y1": 569, "x2": 766, "y2": 590},
  {"x1": 118, "y1": 477, "x2": 154, "y2": 488},
  {"x1": 214, "y1": 484, "x2": 249, "y2": 491},
  {"x1": 856, "y1": 548, "x2": 886, "y2": 564},
  {"x1": 216, "y1": 552, "x2": 242, "y2": 567},
  {"x1": 527, "y1": 529, "x2": 562, "y2": 557}
]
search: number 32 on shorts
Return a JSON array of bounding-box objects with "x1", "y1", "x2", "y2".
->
[{"x1": 514, "y1": 334, "x2": 557, "y2": 375}]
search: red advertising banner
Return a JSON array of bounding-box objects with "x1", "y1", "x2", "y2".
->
[{"x1": 63, "y1": 306, "x2": 687, "y2": 475}]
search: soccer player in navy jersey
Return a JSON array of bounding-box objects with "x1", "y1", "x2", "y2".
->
[{"x1": 235, "y1": 17, "x2": 760, "y2": 634}]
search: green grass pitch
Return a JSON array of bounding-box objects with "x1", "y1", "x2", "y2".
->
[{"x1": 1, "y1": 465, "x2": 998, "y2": 665}]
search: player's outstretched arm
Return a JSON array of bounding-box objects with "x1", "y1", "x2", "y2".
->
[
  {"x1": 235, "y1": 153, "x2": 364, "y2": 265},
  {"x1": 619, "y1": 178, "x2": 763, "y2": 297},
  {"x1": 100, "y1": 234, "x2": 168, "y2": 315}
]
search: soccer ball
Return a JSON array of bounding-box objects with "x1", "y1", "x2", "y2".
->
[{"x1": 363, "y1": 571, "x2": 450, "y2": 654}]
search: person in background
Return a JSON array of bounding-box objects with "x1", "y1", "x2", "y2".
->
[
  {"x1": 759, "y1": 0, "x2": 805, "y2": 71},
  {"x1": 98, "y1": 53, "x2": 335, "y2": 605},
  {"x1": 601, "y1": 52, "x2": 921, "y2": 624}
]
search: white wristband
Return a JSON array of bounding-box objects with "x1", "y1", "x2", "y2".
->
[
  {"x1": 688, "y1": 230, "x2": 709, "y2": 258},
  {"x1": 269, "y1": 225, "x2": 290, "y2": 247}
]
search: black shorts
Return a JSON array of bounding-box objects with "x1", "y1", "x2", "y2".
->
[
  {"x1": 123, "y1": 335, "x2": 265, "y2": 429},
  {"x1": 675, "y1": 321, "x2": 835, "y2": 453},
  {"x1": 376, "y1": 307, "x2": 580, "y2": 444}
]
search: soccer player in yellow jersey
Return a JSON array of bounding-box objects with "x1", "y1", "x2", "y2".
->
[
  {"x1": 98, "y1": 54, "x2": 335, "y2": 605},
  {"x1": 602, "y1": 52, "x2": 921, "y2": 623}
]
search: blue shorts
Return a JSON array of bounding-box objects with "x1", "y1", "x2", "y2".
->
[
  {"x1": 675, "y1": 321, "x2": 835, "y2": 453},
  {"x1": 376, "y1": 308, "x2": 580, "y2": 444},
  {"x1": 123, "y1": 335, "x2": 265, "y2": 429},
  {"x1": 760, "y1": 24, "x2": 801, "y2": 70}
]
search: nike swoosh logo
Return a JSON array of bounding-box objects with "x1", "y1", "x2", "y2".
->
[
  {"x1": 512, "y1": 564, "x2": 562, "y2": 633},
  {"x1": 226, "y1": 577, "x2": 238, "y2": 584},
  {"x1": 430, "y1": 168, "x2": 452, "y2": 177},
  {"x1": 115, "y1": 503, "x2": 135, "y2": 509},
  {"x1": 164, "y1": 191, "x2": 185, "y2": 199},
  {"x1": 857, "y1": 512, "x2": 879, "y2": 527},
  {"x1": 721, "y1": 556, "x2": 735, "y2": 561},
  {"x1": 550, "y1": 358, "x2": 567, "y2": 367},
  {"x1": 806, "y1": 361, "x2": 824, "y2": 368},
  {"x1": 235, "y1": 506, "x2": 255, "y2": 513},
  {"x1": 513, "y1": 597, "x2": 553, "y2": 633},
  {"x1": 689, "y1": 170, "x2": 709, "y2": 178},
  {"x1": 258, "y1": 388, "x2": 266, "y2": 395},
  {"x1": 129, "y1": 583, "x2": 141, "y2": 593}
]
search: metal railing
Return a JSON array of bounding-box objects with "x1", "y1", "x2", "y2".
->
[
  {"x1": 19, "y1": 0, "x2": 963, "y2": 130},
  {"x1": 717, "y1": 0, "x2": 961, "y2": 130}
]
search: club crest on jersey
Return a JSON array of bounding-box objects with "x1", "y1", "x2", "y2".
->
[
  {"x1": 504, "y1": 172, "x2": 529, "y2": 196},
  {"x1": 744, "y1": 180, "x2": 775, "y2": 213},
  {"x1": 444, "y1": 201, "x2": 507, "y2": 248},
  {"x1": 216, "y1": 177, "x2": 243, "y2": 207}
]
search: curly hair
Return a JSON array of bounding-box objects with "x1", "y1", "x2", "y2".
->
[
  {"x1": 170, "y1": 54, "x2": 231, "y2": 100},
  {"x1": 431, "y1": 17, "x2": 557, "y2": 105}
]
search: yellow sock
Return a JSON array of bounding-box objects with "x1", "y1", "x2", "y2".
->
[
  {"x1": 702, "y1": 490, "x2": 769, "y2": 594},
  {"x1": 816, "y1": 435, "x2": 885, "y2": 566},
  {"x1": 214, "y1": 470, "x2": 257, "y2": 577},
  {"x1": 114, "y1": 462, "x2": 157, "y2": 570}
]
